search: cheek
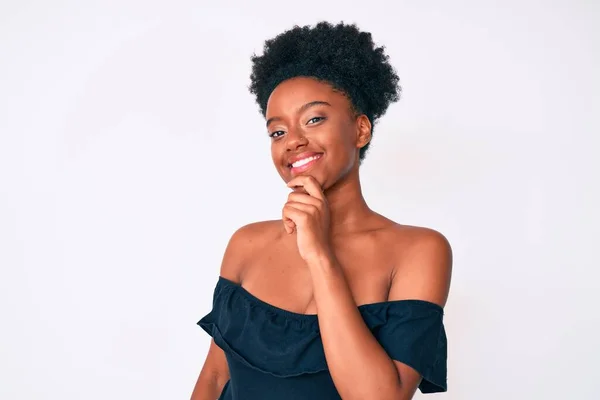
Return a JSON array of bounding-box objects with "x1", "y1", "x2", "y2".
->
[
  {"x1": 327, "y1": 130, "x2": 360, "y2": 174},
  {"x1": 270, "y1": 142, "x2": 280, "y2": 163},
  {"x1": 271, "y1": 143, "x2": 288, "y2": 177},
  {"x1": 332, "y1": 127, "x2": 358, "y2": 160},
  {"x1": 271, "y1": 140, "x2": 280, "y2": 163}
]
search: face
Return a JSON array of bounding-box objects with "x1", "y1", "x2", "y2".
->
[{"x1": 265, "y1": 77, "x2": 371, "y2": 190}]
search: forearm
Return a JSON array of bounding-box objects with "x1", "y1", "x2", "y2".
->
[
  {"x1": 190, "y1": 371, "x2": 227, "y2": 400},
  {"x1": 307, "y1": 254, "x2": 404, "y2": 400}
]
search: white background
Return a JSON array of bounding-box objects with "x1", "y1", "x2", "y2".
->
[{"x1": 1, "y1": 1, "x2": 599, "y2": 399}]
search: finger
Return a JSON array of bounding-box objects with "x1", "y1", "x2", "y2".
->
[
  {"x1": 282, "y1": 211, "x2": 296, "y2": 233},
  {"x1": 289, "y1": 183, "x2": 308, "y2": 194},
  {"x1": 287, "y1": 175, "x2": 319, "y2": 191},
  {"x1": 284, "y1": 201, "x2": 319, "y2": 215},
  {"x1": 283, "y1": 218, "x2": 295, "y2": 234},
  {"x1": 282, "y1": 206, "x2": 305, "y2": 230},
  {"x1": 283, "y1": 202, "x2": 319, "y2": 226},
  {"x1": 287, "y1": 176, "x2": 325, "y2": 200},
  {"x1": 282, "y1": 199, "x2": 302, "y2": 233},
  {"x1": 287, "y1": 192, "x2": 322, "y2": 207}
]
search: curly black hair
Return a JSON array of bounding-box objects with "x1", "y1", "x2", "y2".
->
[{"x1": 249, "y1": 21, "x2": 401, "y2": 160}]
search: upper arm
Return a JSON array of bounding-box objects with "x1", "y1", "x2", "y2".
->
[
  {"x1": 388, "y1": 227, "x2": 453, "y2": 306},
  {"x1": 218, "y1": 221, "x2": 272, "y2": 283},
  {"x1": 192, "y1": 223, "x2": 267, "y2": 399},
  {"x1": 191, "y1": 340, "x2": 229, "y2": 400},
  {"x1": 387, "y1": 228, "x2": 453, "y2": 393}
]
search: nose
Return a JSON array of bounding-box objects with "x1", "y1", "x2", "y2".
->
[{"x1": 285, "y1": 127, "x2": 308, "y2": 152}]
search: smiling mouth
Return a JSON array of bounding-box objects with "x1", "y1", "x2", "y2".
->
[
  {"x1": 289, "y1": 154, "x2": 322, "y2": 168},
  {"x1": 288, "y1": 153, "x2": 323, "y2": 173}
]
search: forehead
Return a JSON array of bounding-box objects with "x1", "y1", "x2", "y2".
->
[{"x1": 265, "y1": 77, "x2": 349, "y2": 117}]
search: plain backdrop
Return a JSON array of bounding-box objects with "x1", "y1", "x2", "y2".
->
[{"x1": 1, "y1": 1, "x2": 599, "y2": 399}]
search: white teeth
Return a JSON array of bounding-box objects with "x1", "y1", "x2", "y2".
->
[{"x1": 291, "y1": 155, "x2": 320, "y2": 168}]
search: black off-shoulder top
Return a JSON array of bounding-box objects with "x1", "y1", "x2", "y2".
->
[{"x1": 198, "y1": 276, "x2": 447, "y2": 399}]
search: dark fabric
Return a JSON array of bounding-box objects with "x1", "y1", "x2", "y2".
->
[{"x1": 198, "y1": 276, "x2": 447, "y2": 399}]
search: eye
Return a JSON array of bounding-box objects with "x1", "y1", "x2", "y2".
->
[
  {"x1": 307, "y1": 116, "x2": 326, "y2": 125},
  {"x1": 269, "y1": 130, "x2": 285, "y2": 139}
]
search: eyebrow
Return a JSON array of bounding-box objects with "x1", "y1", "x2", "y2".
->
[{"x1": 266, "y1": 100, "x2": 332, "y2": 127}]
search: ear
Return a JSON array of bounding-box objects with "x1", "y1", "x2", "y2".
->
[{"x1": 355, "y1": 115, "x2": 372, "y2": 149}]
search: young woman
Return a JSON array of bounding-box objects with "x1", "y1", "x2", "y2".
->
[{"x1": 191, "y1": 21, "x2": 452, "y2": 400}]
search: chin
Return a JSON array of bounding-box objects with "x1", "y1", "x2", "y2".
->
[{"x1": 279, "y1": 168, "x2": 326, "y2": 188}]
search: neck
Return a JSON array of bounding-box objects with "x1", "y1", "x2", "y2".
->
[{"x1": 324, "y1": 169, "x2": 372, "y2": 235}]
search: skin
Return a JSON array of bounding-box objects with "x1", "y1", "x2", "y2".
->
[{"x1": 191, "y1": 76, "x2": 453, "y2": 400}]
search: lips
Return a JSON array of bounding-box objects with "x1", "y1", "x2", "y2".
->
[{"x1": 287, "y1": 152, "x2": 323, "y2": 174}]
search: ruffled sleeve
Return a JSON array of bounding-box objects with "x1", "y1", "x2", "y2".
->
[
  {"x1": 363, "y1": 300, "x2": 447, "y2": 393},
  {"x1": 197, "y1": 277, "x2": 327, "y2": 378}
]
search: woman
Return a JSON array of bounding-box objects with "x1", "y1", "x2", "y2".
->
[{"x1": 191, "y1": 21, "x2": 452, "y2": 400}]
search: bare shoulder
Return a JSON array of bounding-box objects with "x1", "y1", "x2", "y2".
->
[
  {"x1": 219, "y1": 219, "x2": 284, "y2": 283},
  {"x1": 386, "y1": 222, "x2": 453, "y2": 307},
  {"x1": 392, "y1": 224, "x2": 452, "y2": 260}
]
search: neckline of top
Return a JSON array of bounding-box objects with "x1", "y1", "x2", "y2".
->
[{"x1": 217, "y1": 276, "x2": 443, "y2": 320}]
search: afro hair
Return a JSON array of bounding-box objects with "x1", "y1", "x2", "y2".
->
[{"x1": 249, "y1": 21, "x2": 401, "y2": 160}]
